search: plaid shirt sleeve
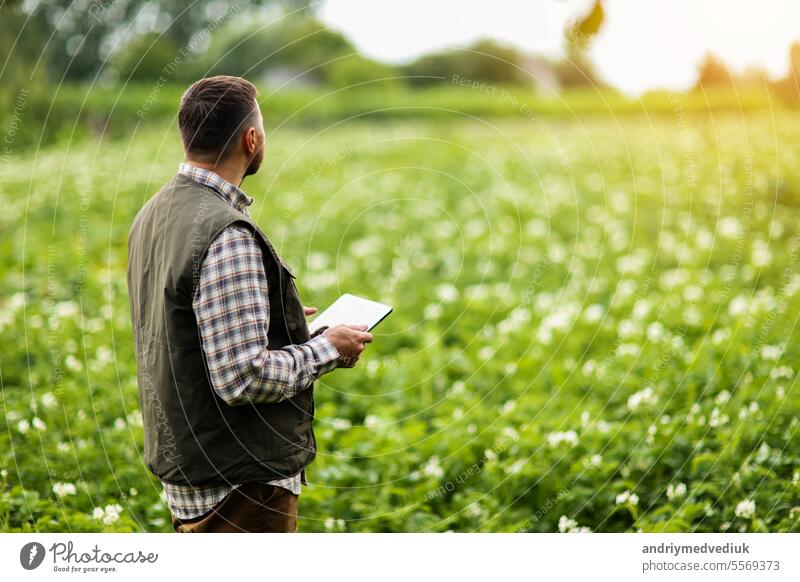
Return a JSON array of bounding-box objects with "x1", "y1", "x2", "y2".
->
[{"x1": 193, "y1": 224, "x2": 340, "y2": 406}]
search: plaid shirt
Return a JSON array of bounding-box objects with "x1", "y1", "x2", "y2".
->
[{"x1": 162, "y1": 163, "x2": 340, "y2": 520}]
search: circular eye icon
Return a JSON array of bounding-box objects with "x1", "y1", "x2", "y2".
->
[{"x1": 20, "y1": 542, "x2": 46, "y2": 570}]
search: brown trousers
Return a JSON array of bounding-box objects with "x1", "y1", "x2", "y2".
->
[{"x1": 171, "y1": 481, "x2": 298, "y2": 533}]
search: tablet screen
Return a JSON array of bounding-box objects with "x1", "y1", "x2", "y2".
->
[{"x1": 307, "y1": 294, "x2": 393, "y2": 335}]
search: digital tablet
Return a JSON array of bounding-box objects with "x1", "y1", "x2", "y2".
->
[{"x1": 308, "y1": 293, "x2": 393, "y2": 335}]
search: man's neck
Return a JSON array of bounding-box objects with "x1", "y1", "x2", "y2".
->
[{"x1": 184, "y1": 159, "x2": 244, "y2": 189}]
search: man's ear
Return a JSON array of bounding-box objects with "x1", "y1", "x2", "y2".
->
[{"x1": 243, "y1": 126, "x2": 257, "y2": 156}]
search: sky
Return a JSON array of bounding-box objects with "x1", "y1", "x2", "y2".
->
[{"x1": 319, "y1": 0, "x2": 800, "y2": 95}]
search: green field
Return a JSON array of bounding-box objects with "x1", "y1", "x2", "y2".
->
[{"x1": 2, "y1": 110, "x2": 800, "y2": 532}]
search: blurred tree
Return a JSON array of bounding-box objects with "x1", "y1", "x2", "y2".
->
[
  {"x1": 200, "y1": 16, "x2": 354, "y2": 81},
  {"x1": 8, "y1": 0, "x2": 314, "y2": 81},
  {"x1": 790, "y1": 42, "x2": 800, "y2": 85},
  {"x1": 324, "y1": 55, "x2": 399, "y2": 89},
  {"x1": 0, "y1": 3, "x2": 50, "y2": 126},
  {"x1": 404, "y1": 39, "x2": 525, "y2": 85},
  {"x1": 111, "y1": 32, "x2": 181, "y2": 82},
  {"x1": 695, "y1": 53, "x2": 734, "y2": 88},
  {"x1": 769, "y1": 42, "x2": 800, "y2": 104}
]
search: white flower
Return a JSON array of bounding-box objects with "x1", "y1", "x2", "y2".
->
[
  {"x1": 728, "y1": 296, "x2": 748, "y2": 317},
  {"x1": 616, "y1": 490, "x2": 639, "y2": 506},
  {"x1": 761, "y1": 345, "x2": 782, "y2": 361},
  {"x1": 95, "y1": 346, "x2": 114, "y2": 365},
  {"x1": 618, "y1": 319, "x2": 638, "y2": 339},
  {"x1": 617, "y1": 343, "x2": 640, "y2": 357},
  {"x1": 718, "y1": 217, "x2": 741, "y2": 238},
  {"x1": 712, "y1": 328, "x2": 731, "y2": 345},
  {"x1": 583, "y1": 304, "x2": 604, "y2": 324},
  {"x1": 127, "y1": 409, "x2": 143, "y2": 427},
  {"x1": 8, "y1": 292, "x2": 26, "y2": 311},
  {"x1": 558, "y1": 515, "x2": 578, "y2": 532},
  {"x1": 505, "y1": 459, "x2": 525, "y2": 475},
  {"x1": 31, "y1": 417, "x2": 47, "y2": 431},
  {"x1": 53, "y1": 482, "x2": 77, "y2": 497},
  {"x1": 323, "y1": 516, "x2": 345, "y2": 531},
  {"x1": 735, "y1": 499, "x2": 755, "y2": 519},
  {"x1": 466, "y1": 502, "x2": 483, "y2": 518},
  {"x1": 770, "y1": 366, "x2": 794, "y2": 380},
  {"x1": 330, "y1": 418, "x2": 351, "y2": 430},
  {"x1": 751, "y1": 239, "x2": 772, "y2": 267},
  {"x1": 424, "y1": 303, "x2": 443, "y2": 319},
  {"x1": 423, "y1": 456, "x2": 444, "y2": 478},
  {"x1": 755, "y1": 443, "x2": 772, "y2": 464},
  {"x1": 666, "y1": 483, "x2": 687, "y2": 500},
  {"x1": 93, "y1": 503, "x2": 123, "y2": 525},
  {"x1": 17, "y1": 419, "x2": 30, "y2": 434},
  {"x1": 498, "y1": 308, "x2": 530, "y2": 335},
  {"x1": 558, "y1": 515, "x2": 591, "y2": 533},
  {"x1": 41, "y1": 392, "x2": 58, "y2": 408},
  {"x1": 633, "y1": 300, "x2": 651, "y2": 320},
  {"x1": 546, "y1": 430, "x2": 578, "y2": 447},
  {"x1": 715, "y1": 390, "x2": 731, "y2": 405},
  {"x1": 114, "y1": 418, "x2": 126, "y2": 430},
  {"x1": 435, "y1": 283, "x2": 459, "y2": 303},
  {"x1": 65, "y1": 354, "x2": 83, "y2": 372},
  {"x1": 709, "y1": 407, "x2": 729, "y2": 428},
  {"x1": 586, "y1": 454, "x2": 602, "y2": 467},
  {"x1": 596, "y1": 420, "x2": 611, "y2": 433},
  {"x1": 647, "y1": 322, "x2": 666, "y2": 342},
  {"x1": 54, "y1": 301, "x2": 79, "y2": 318},
  {"x1": 364, "y1": 415, "x2": 381, "y2": 428},
  {"x1": 627, "y1": 387, "x2": 657, "y2": 411},
  {"x1": 478, "y1": 345, "x2": 494, "y2": 359}
]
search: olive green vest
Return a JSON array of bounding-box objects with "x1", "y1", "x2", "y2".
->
[{"x1": 126, "y1": 173, "x2": 316, "y2": 486}]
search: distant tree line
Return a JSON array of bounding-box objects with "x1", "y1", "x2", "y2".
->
[
  {"x1": 4, "y1": 0, "x2": 800, "y2": 110},
  {"x1": 0, "y1": 0, "x2": 606, "y2": 92},
  {"x1": 695, "y1": 47, "x2": 800, "y2": 102}
]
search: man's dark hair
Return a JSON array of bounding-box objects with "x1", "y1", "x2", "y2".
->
[{"x1": 178, "y1": 76, "x2": 259, "y2": 159}]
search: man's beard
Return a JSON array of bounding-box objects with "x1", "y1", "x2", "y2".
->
[{"x1": 244, "y1": 146, "x2": 264, "y2": 177}]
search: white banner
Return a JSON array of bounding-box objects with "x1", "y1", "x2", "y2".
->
[{"x1": 1, "y1": 533, "x2": 798, "y2": 581}]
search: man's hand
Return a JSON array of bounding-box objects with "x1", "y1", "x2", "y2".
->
[
  {"x1": 303, "y1": 306, "x2": 318, "y2": 317},
  {"x1": 322, "y1": 324, "x2": 373, "y2": 368}
]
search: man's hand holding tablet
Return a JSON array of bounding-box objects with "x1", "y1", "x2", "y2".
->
[
  {"x1": 306, "y1": 294, "x2": 393, "y2": 368},
  {"x1": 321, "y1": 324, "x2": 373, "y2": 368}
]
